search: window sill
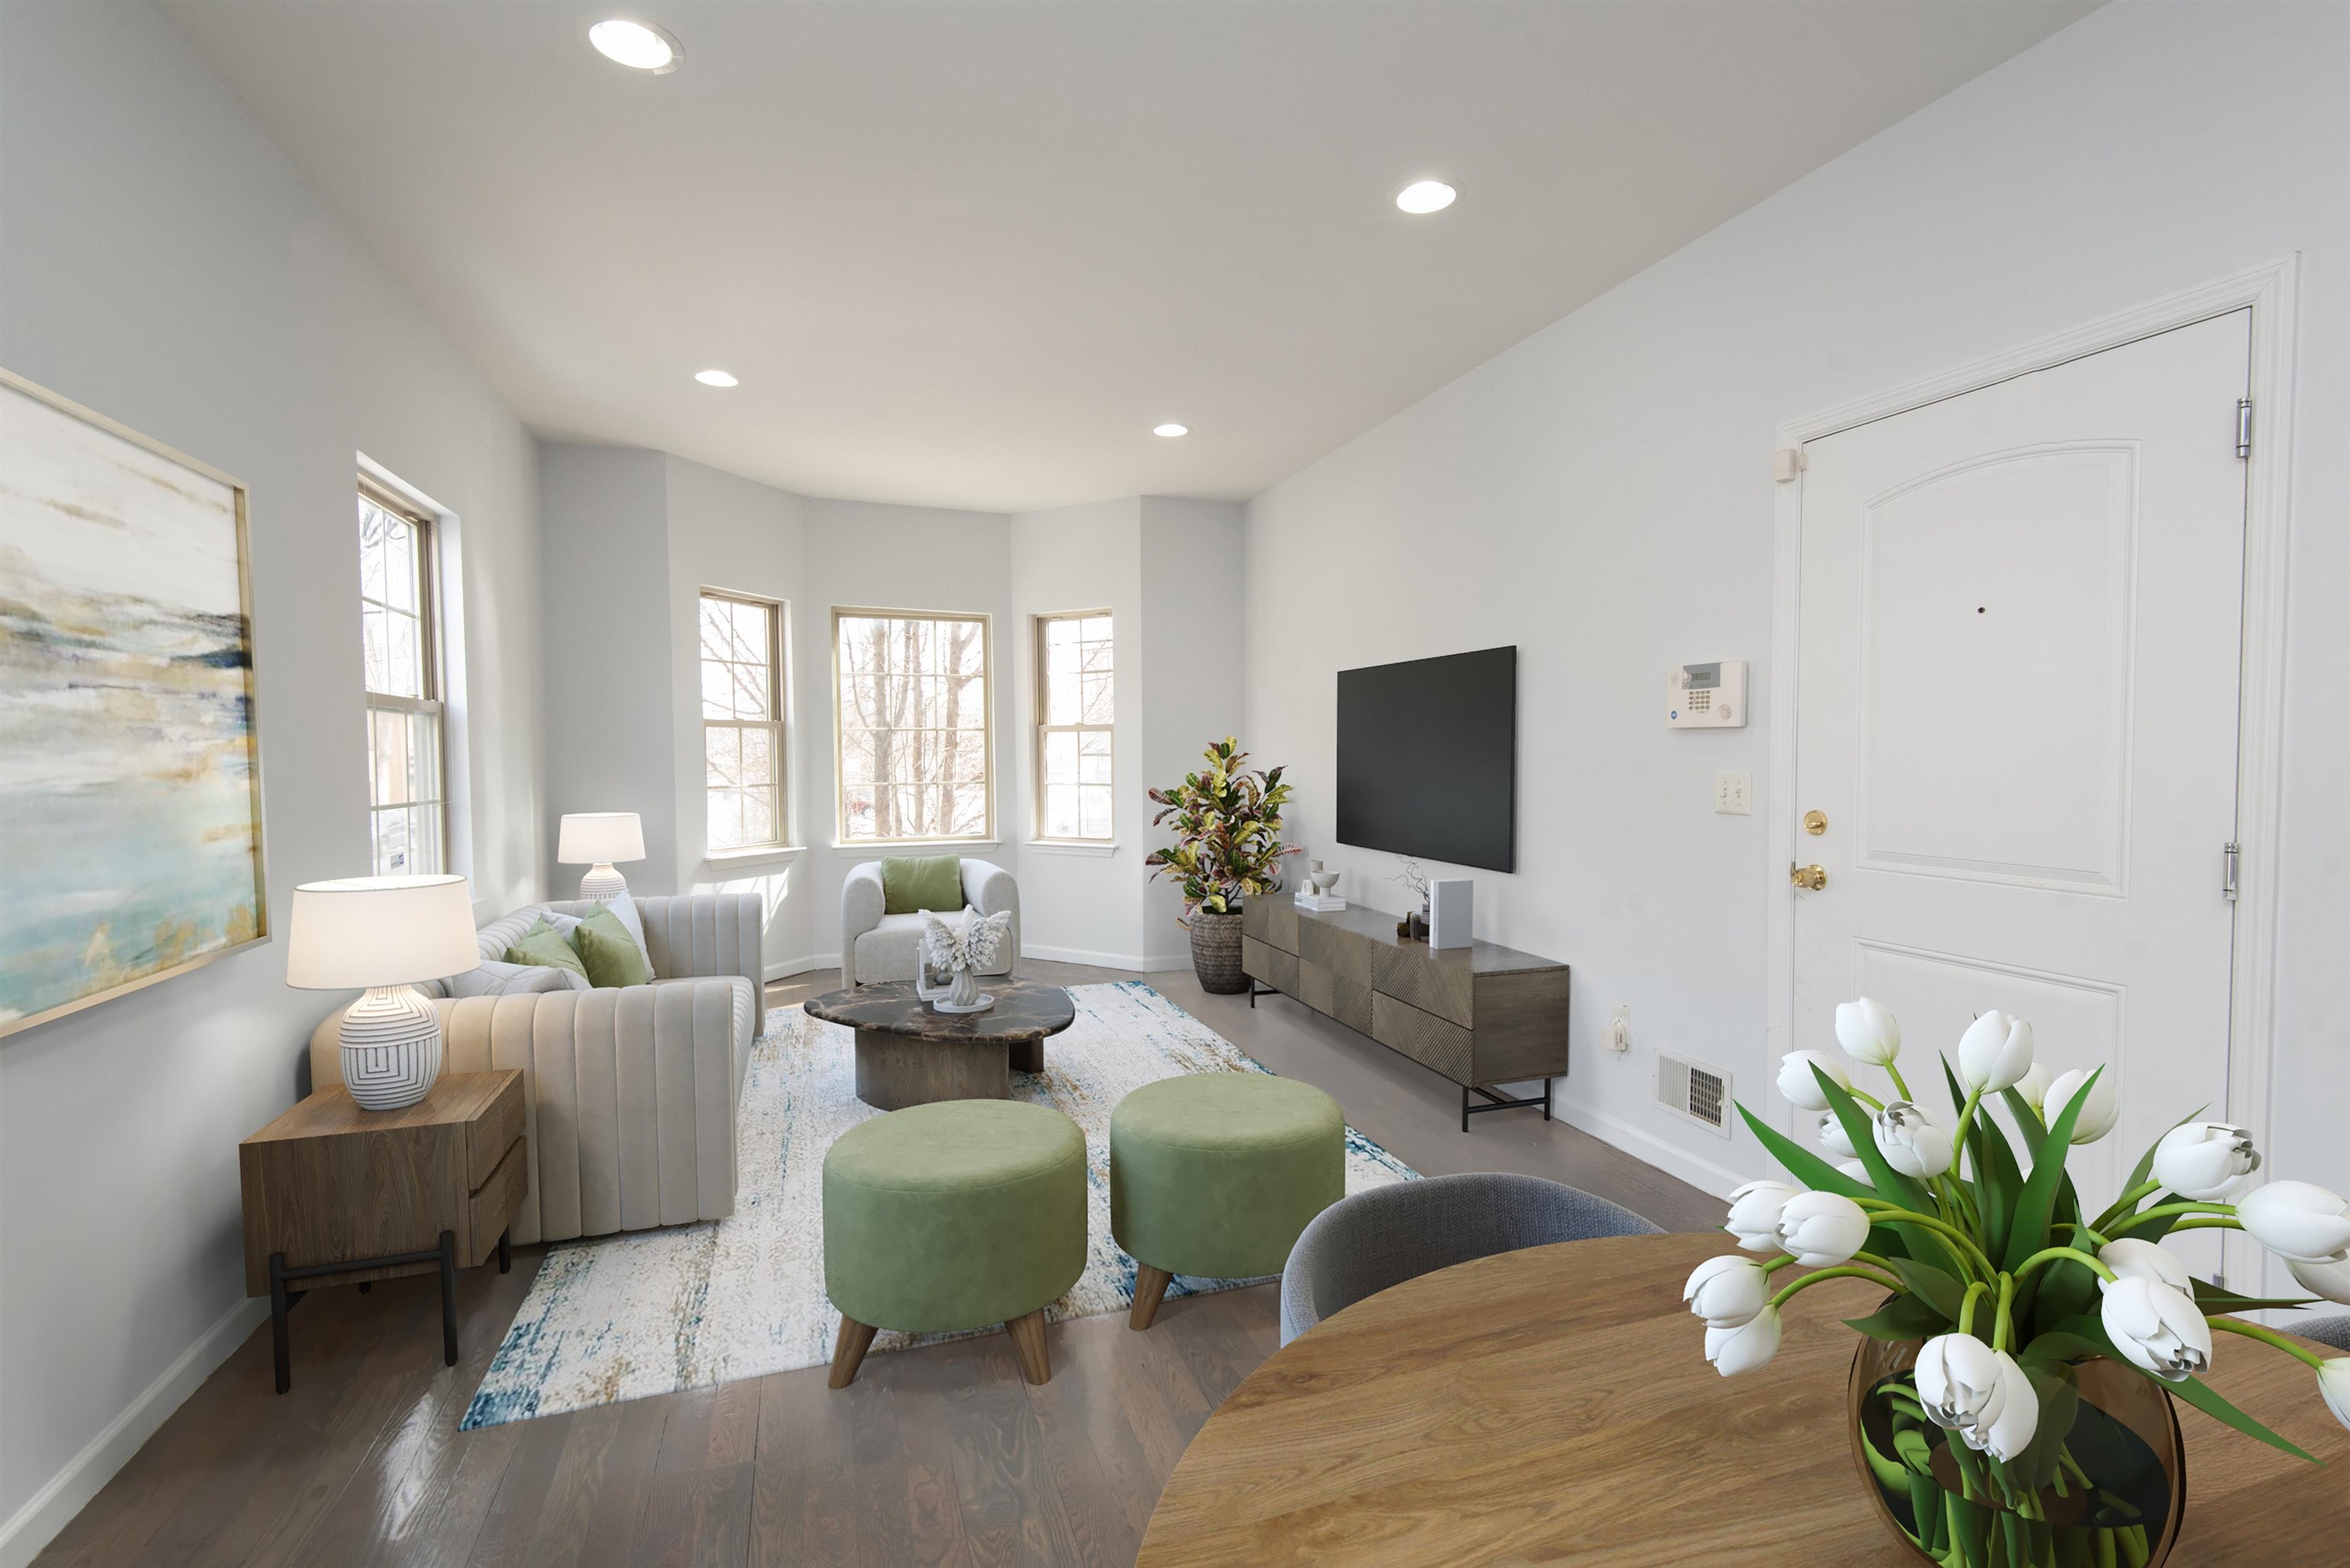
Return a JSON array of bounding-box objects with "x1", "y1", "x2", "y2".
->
[
  {"x1": 1027, "y1": 840, "x2": 1118, "y2": 857},
  {"x1": 830, "y1": 839, "x2": 1002, "y2": 857},
  {"x1": 701, "y1": 845, "x2": 806, "y2": 870}
]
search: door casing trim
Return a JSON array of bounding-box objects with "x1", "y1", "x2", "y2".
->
[{"x1": 1765, "y1": 255, "x2": 2299, "y2": 1293}]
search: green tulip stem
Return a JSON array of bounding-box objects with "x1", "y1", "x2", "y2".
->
[
  {"x1": 1762, "y1": 1253, "x2": 1802, "y2": 1274},
  {"x1": 2208, "y1": 1317, "x2": 2329, "y2": 1370},
  {"x1": 1854, "y1": 1200, "x2": 2000, "y2": 1282},
  {"x1": 2052, "y1": 1220, "x2": 2114, "y2": 1249},
  {"x1": 2092, "y1": 1179, "x2": 2167, "y2": 1233},
  {"x1": 1992, "y1": 1274, "x2": 2017, "y2": 1354},
  {"x1": 2010, "y1": 1246, "x2": 2121, "y2": 1285},
  {"x1": 2162, "y1": 1216, "x2": 2244, "y2": 1235},
  {"x1": 1958, "y1": 1280, "x2": 1991, "y2": 1338},
  {"x1": 2108, "y1": 1201, "x2": 2238, "y2": 1238},
  {"x1": 1849, "y1": 1087, "x2": 1888, "y2": 1111},
  {"x1": 1884, "y1": 1062, "x2": 1915, "y2": 1103},
  {"x1": 1769, "y1": 1264, "x2": 1906, "y2": 1309}
]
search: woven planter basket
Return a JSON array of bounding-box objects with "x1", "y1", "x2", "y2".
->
[{"x1": 1188, "y1": 909, "x2": 1248, "y2": 994}]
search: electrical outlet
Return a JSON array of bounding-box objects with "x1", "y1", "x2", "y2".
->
[
  {"x1": 1606, "y1": 1005, "x2": 1630, "y2": 1052},
  {"x1": 1714, "y1": 770, "x2": 1753, "y2": 815}
]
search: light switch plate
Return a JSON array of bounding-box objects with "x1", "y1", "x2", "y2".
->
[{"x1": 1714, "y1": 770, "x2": 1753, "y2": 815}]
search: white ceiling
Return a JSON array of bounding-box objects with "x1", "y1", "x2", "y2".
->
[{"x1": 165, "y1": 2, "x2": 2096, "y2": 512}]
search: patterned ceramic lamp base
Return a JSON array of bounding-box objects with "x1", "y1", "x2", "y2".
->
[
  {"x1": 578, "y1": 864, "x2": 629, "y2": 903},
  {"x1": 340, "y1": 984, "x2": 444, "y2": 1110}
]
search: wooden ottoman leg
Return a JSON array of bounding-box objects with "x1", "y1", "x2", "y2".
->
[
  {"x1": 1007, "y1": 1309, "x2": 1052, "y2": 1384},
  {"x1": 1129, "y1": 1265, "x2": 1174, "y2": 1331},
  {"x1": 829, "y1": 1316, "x2": 879, "y2": 1389}
]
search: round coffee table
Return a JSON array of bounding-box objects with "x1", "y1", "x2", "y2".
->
[{"x1": 804, "y1": 978, "x2": 1076, "y2": 1110}]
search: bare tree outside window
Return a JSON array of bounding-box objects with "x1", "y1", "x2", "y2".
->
[
  {"x1": 834, "y1": 610, "x2": 991, "y2": 842},
  {"x1": 701, "y1": 590, "x2": 786, "y2": 852},
  {"x1": 1037, "y1": 611, "x2": 1113, "y2": 841},
  {"x1": 359, "y1": 483, "x2": 445, "y2": 875}
]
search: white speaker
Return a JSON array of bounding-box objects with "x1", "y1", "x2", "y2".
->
[{"x1": 1429, "y1": 880, "x2": 1473, "y2": 949}]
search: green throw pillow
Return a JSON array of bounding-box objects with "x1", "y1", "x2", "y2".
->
[
  {"x1": 882, "y1": 854, "x2": 963, "y2": 915},
  {"x1": 574, "y1": 904, "x2": 650, "y2": 988},
  {"x1": 504, "y1": 919, "x2": 588, "y2": 981}
]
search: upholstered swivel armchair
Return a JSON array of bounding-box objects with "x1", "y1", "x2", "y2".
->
[{"x1": 840, "y1": 858, "x2": 1020, "y2": 987}]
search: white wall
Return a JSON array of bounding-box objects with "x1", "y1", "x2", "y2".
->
[
  {"x1": 0, "y1": 3, "x2": 545, "y2": 1558},
  {"x1": 1244, "y1": 1, "x2": 2350, "y2": 1217},
  {"x1": 1140, "y1": 498, "x2": 1248, "y2": 968}
]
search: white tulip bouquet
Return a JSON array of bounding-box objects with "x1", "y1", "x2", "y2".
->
[{"x1": 1687, "y1": 998, "x2": 2349, "y2": 1567}]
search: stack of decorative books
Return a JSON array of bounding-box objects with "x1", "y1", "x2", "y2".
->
[{"x1": 1294, "y1": 892, "x2": 1346, "y2": 912}]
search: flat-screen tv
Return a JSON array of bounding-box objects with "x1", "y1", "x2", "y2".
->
[{"x1": 1336, "y1": 646, "x2": 1516, "y2": 873}]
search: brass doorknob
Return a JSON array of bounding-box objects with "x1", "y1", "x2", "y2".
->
[
  {"x1": 1790, "y1": 863, "x2": 1828, "y2": 891},
  {"x1": 1803, "y1": 810, "x2": 1828, "y2": 836}
]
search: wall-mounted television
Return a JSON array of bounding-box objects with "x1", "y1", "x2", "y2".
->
[{"x1": 1336, "y1": 646, "x2": 1516, "y2": 873}]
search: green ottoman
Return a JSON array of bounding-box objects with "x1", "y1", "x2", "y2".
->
[
  {"x1": 1109, "y1": 1073, "x2": 1345, "y2": 1329},
  {"x1": 822, "y1": 1099, "x2": 1086, "y2": 1387}
]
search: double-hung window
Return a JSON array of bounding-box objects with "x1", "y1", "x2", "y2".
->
[
  {"x1": 701, "y1": 590, "x2": 786, "y2": 853},
  {"x1": 357, "y1": 481, "x2": 446, "y2": 875},
  {"x1": 1036, "y1": 611, "x2": 1113, "y2": 841},
  {"x1": 833, "y1": 609, "x2": 992, "y2": 843}
]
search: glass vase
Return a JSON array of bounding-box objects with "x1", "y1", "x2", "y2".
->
[{"x1": 1848, "y1": 1329, "x2": 2186, "y2": 1568}]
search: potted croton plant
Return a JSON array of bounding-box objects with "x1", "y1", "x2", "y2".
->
[
  {"x1": 1144, "y1": 737, "x2": 1298, "y2": 994},
  {"x1": 1684, "y1": 998, "x2": 2349, "y2": 1567}
]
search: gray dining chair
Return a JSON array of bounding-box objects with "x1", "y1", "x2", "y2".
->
[
  {"x1": 1278, "y1": 1171, "x2": 1662, "y2": 1345},
  {"x1": 2300, "y1": 1314, "x2": 2350, "y2": 1352}
]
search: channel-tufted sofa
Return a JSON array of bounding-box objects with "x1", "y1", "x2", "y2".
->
[{"x1": 307, "y1": 893, "x2": 764, "y2": 1245}]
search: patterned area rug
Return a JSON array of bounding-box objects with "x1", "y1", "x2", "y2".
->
[{"x1": 461, "y1": 981, "x2": 1415, "y2": 1427}]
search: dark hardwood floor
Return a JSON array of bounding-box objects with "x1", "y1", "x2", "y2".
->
[{"x1": 36, "y1": 961, "x2": 1718, "y2": 1567}]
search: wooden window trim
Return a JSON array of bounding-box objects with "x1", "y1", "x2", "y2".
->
[{"x1": 830, "y1": 605, "x2": 995, "y2": 846}]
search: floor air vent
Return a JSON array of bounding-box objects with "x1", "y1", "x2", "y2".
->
[{"x1": 1656, "y1": 1052, "x2": 1733, "y2": 1139}]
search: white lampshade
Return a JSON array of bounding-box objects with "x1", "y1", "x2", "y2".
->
[
  {"x1": 285, "y1": 874, "x2": 480, "y2": 991},
  {"x1": 557, "y1": 812, "x2": 646, "y2": 865}
]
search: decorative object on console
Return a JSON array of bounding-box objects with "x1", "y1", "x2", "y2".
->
[
  {"x1": 1295, "y1": 860, "x2": 1345, "y2": 912},
  {"x1": 555, "y1": 812, "x2": 645, "y2": 900},
  {"x1": 919, "y1": 906, "x2": 1013, "y2": 1013},
  {"x1": 1429, "y1": 879, "x2": 1473, "y2": 949},
  {"x1": 1390, "y1": 859, "x2": 1431, "y2": 942},
  {"x1": 1145, "y1": 737, "x2": 1299, "y2": 994},
  {"x1": 0, "y1": 369, "x2": 267, "y2": 1039},
  {"x1": 1689, "y1": 996, "x2": 2350, "y2": 1568},
  {"x1": 286, "y1": 874, "x2": 480, "y2": 1111}
]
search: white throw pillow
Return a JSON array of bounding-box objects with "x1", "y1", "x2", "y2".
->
[
  {"x1": 448, "y1": 959, "x2": 588, "y2": 997},
  {"x1": 602, "y1": 889, "x2": 656, "y2": 978}
]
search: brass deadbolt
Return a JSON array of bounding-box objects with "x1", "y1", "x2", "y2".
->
[
  {"x1": 1790, "y1": 863, "x2": 1828, "y2": 891},
  {"x1": 1803, "y1": 810, "x2": 1828, "y2": 836}
]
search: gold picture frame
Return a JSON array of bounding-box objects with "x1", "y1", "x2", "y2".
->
[{"x1": 0, "y1": 366, "x2": 270, "y2": 1036}]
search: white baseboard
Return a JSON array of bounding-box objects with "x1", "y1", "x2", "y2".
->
[
  {"x1": 764, "y1": 952, "x2": 839, "y2": 982},
  {"x1": 0, "y1": 1295, "x2": 270, "y2": 1568},
  {"x1": 1020, "y1": 943, "x2": 1153, "y2": 971},
  {"x1": 1548, "y1": 1095, "x2": 1748, "y2": 1201}
]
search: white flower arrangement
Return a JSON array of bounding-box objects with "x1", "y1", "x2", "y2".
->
[{"x1": 1686, "y1": 997, "x2": 2349, "y2": 1566}]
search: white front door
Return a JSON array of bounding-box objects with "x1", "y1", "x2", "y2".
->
[{"x1": 1790, "y1": 311, "x2": 2250, "y2": 1274}]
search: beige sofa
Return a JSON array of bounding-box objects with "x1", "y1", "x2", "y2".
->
[
  {"x1": 839, "y1": 857, "x2": 1020, "y2": 987},
  {"x1": 308, "y1": 893, "x2": 764, "y2": 1246}
]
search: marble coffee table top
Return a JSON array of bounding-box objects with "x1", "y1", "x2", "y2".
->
[{"x1": 803, "y1": 978, "x2": 1076, "y2": 1043}]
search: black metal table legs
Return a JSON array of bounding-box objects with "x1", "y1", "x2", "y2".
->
[
  {"x1": 1461, "y1": 1078, "x2": 1554, "y2": 1134},
  {"x1": 267, "y1": 1226, "x2": 509, "y2": 1394}
]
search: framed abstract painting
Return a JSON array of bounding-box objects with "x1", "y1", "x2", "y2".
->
[{"x1": 0, "y1": 368, "x2": 269, "y2": 1036}]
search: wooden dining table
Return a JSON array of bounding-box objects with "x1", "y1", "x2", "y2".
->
[{"x1": 1136, "y1": 1232, "x2": 2347, "y2": 1566}]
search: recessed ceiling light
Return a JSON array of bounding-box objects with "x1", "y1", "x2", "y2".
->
[
  {"x1": 1153, "y1": 424, "x2": 1188, "y2": 438},
  {"x1": 589, "y1": 18, "x2": 682, "y2": 73},
  {"x1": 1395, "y1": 180, "x2": 1457, "y2": 215},
  {"x1": 694, "y1": 369, "x2": 738, "y2": 388}
]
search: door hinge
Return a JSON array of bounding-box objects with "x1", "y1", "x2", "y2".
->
[
  {"x1": 2222, "y1": 841, "x2": 2241, "y2": 902},
  {"x1": 2235, "y1": 398, "x2": 2253, "y2": 458}
]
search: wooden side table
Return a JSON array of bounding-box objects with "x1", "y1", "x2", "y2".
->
[{"x1": 239, "y1": 1069, "x2": 526, "y2": 1393}]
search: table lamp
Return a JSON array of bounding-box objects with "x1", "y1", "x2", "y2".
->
[
  {"x1": 557, "y1": 812, "x2": 646, "y2": 901},
  {"x1": 286, "y1": 874, "x2": 480, "y2": 1111}
]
